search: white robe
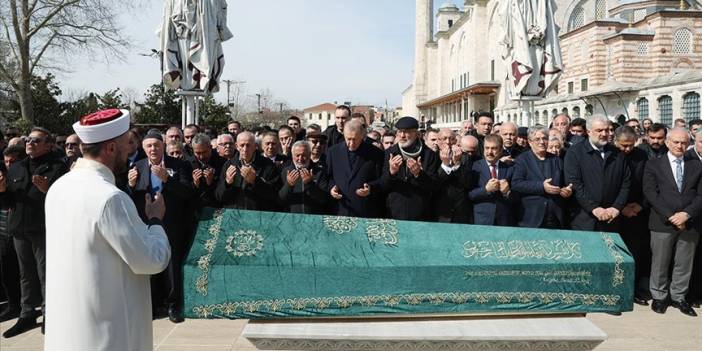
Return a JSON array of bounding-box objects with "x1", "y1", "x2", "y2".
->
[{"x1": 45, "y1": 158, "x2": 171, "y2": 351}]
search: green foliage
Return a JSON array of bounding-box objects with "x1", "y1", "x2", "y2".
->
[
  {"x1": 134, "y1": 84, "x2": 181, "y2": 125},
  {"x1": 8, "y1": 73, "x2": 74, "y2": 134},
  {"x1": 199, "y1": 95, "x2": 230, "y2": 131}
]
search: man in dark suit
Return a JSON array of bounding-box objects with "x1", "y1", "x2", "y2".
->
[
  {"x1": 469, "y1": 134, "x2": 517, "y2": 226},
  {"x1": 323, "y1": 105, "x2": 350, "y2": 147},
  {"x1": 615, "y1": 126, "x2": 652, "y2": 306},
  {"x1": 279, "y1": 141, "x2": 328, "y2": 214},
  {"x1": 512, "y1": 127, "x2": 572, "y2": 229},
  {"x1": 128, "y1": 131, "x2": 194, "y2": 323},
  {"x1": 564, "y1": 115, "x2": 631, "y2": 232},
  {"x1": 469, "y1": 112, "x2": 494, "y2": 157},
  {"x1": 382, "y1": 117, "x2": 439, "y2": 220},
  {"x1": 0, "y1": 127, "x2": 68, "y2": 338},
  {"x1": 216, "y1": 132, "x2": 280, "y2": 211},
  {"x1": 499, "y1": 122, "x2": 524, "y2": 163},
  {"x1": 638, "y1": 123, "x2": 668, "y2": 160},
  {"x1": 685, "y1": 130, "x2": 702, "y2": 307},
  {"x1": 434, "y1": 129, "x2": 473, "y2": 223},
  {"x1": 326, "y1": 120, "x2": 384, "y2": 218},
  {"x1": 306, "y1": 131, "x2": 328, "y2": 169},
  {"x1": 643, "y1": 128, "x2": 702, "y2": 317},
  {"x1": 189, "y1": 133, "x2": 226, "y2": 209}
]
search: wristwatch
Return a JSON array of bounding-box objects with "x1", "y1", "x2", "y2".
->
[{"x1": 147, "y1": 217, "x2": 164, "y2": 227}]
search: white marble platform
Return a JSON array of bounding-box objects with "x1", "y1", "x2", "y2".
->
[{"x1": 243, "y1": 315, "x2": 607, "y2": 351}]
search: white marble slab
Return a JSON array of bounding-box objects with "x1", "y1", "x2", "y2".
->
[{"x1": 243, "y1": 316, "x2": 607, "y2": 350}]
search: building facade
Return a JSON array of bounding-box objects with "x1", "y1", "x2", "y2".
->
[{"x1": 403, "y1": 0, "x2": 702, "y2": 128}]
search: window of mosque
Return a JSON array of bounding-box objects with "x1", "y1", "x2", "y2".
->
[
  {"x1": 568, "y1": 82, "x2": 574, "y2": 94},
  {"x1": 569, "y1": 6, "x2": 585, "y2": 31},
  {"x1": 573, "y1": 106, "x2": 581, "y2": 119},
  {"x1": 658, "y1": 95, "x2": 673, "y2": 126},
  {"x1": 585, "y1": 104, "x2": 594, "y2": 116},
  {"x1": 637, "y1": 42, "x2": 649, "y2": 56},
  {"x1": 581, "y1": 79, "x2": 588, "y2": 92},
  {"x1": 595, "y1": 0, "x2": 607, "y2": 20},
  {"x1": 637, "y1": 98, "x2": 649, "y2": 120},
  {"x1": 490, "y1": 60, "x2": 495, "y2": 81},
  {"x1": 683, "y1": 92, "x2": 700, "y2": 122},
  {"x1": 673, "y1": 28, "x2": 692, "y2": 54}
]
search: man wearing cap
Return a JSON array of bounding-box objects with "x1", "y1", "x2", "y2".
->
[
  {"x1": 306, "y1": 130, "x2": 328, "y2": 169},
  {"x1": 44, "y1": 109, "x2": 171, "y2": 350},
  {"x1": 0, "y1": 127, "x2": 68, "y2": 338},
  {"x1": 128, "y1": 129, "x2": 194, "y2": 323},
  {"x1": 382, "y1": 116, "x2": 439, "y2": 220}
]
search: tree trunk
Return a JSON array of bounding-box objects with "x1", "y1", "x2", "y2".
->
[{"x1": 17, "y1": 80, "x2": 33, "y2": 125}]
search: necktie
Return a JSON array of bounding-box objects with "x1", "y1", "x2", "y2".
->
[
  {"x1": 675, "y1": 159, "x2": 683, "y2": 192},
  {"x1": 490, "y1": 164, "x2": 497, "y2": 179}
]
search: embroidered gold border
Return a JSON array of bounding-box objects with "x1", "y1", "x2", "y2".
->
[
  {"x1": 601, "y1": 232, "x2": 625, "y2": 287},
  {"x1": 195, "y1": 209, "x2": 225, "y2": 296},
  {"x1": 192, "y1": 291, "x2": 622, "y2": 318}
]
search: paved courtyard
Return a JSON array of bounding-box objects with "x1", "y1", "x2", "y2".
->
[{"x1": 0, "y1": 304, "x2": 700, "y2": 350}]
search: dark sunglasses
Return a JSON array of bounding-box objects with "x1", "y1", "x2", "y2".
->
[{"x1": 27, "y1": 137, "x2": 46, "y2": 144}]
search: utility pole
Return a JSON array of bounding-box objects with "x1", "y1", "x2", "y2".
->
[
  {"x1": 221, "y1": 80, "x2": 246, "y2": 107},
  {"x1": 256, "y1": 93, "x2": 262, "y2": 114},
  {"x1": 278, "y1": 103, "x2": 284, "y2": 113}
]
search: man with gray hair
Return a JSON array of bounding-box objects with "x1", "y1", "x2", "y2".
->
[
  {"x1": 279, "y1": 141, "x2": 328, "y2": 214},
  {"x1": 564, "y1": 115, "x2": 631, "y2": 231},
  {"x1": 188, "y1": 133, "x2": 226, "y2": 208}
]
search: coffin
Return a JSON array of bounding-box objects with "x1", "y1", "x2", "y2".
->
[{"x1": 184, "y1": 209, "x2": 634, "y2": 319}]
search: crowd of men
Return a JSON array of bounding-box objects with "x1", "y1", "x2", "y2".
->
[{"x1": 0, "y1": 105, "x2": 701, "y2": 339}]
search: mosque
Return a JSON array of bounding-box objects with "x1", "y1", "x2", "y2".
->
[{"x1": 402, "y1": 0, "x2": 702, "y2": 128}]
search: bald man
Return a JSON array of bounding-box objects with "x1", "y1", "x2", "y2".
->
[
  {"x1": 216, "y1": 132, "x2": 280, "y2": 210},
  {"x1": 499, "y1": 122, "x2": 524, "y2": 162}
]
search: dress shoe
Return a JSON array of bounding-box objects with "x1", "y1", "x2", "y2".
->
[
  {"x1": 671, "y1": 300, "x2": 698, "y2": 317},
  {"x1": 633, "y1": 296, "x2": 649, "y2": 306},
  {"x1": 2, "y1": 317, "x2": 38, "y2": 338},
  {"x1": 651, "y1": 299, "x2": 668, "y2": 314},
  {"x1": 0, "y1": 306, "x2": 20, "y2": 322},
  {"x1": 168, "y1": 306, "x2": 184, "y2": 324}
]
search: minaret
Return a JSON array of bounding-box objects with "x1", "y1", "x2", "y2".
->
[{"x1": 414, "y1": 0, "x2": 433, "y2": 108}]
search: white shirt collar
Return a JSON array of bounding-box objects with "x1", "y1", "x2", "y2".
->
[{"x1": 667, "y1": 151, "x2": 683, "y2": 164}]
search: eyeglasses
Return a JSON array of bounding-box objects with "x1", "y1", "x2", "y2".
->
[{"x1": 27, "y1": 137, "x2": 46, "y2": 144}]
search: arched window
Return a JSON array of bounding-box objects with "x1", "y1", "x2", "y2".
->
[
  {"x1": 585, "y1": 104, "x2": 594, "y2": 116},
  {"x1": 683, "y1": 92, "x2": 700, "y2": 122},
  {"x1": 561, "y1": 107, "x2": 569, "y2": 116},
  {"x1": 535, "y1": 111, "x2": 540, "y2": 125},
  {"x1": 637, "y1": 98, "x2": 649, "y2": 120},
  {"x1": 595, "y1": 0, "x2": 607, "y2": 20},
  {"x1": 673, "y1": 28, "x2": 692, "y2": 54},
  {"x1": 552, "y1": 109, "x2": 559, "y2": 117},
  {"x1": 658, "y1": 95, "x2": 673, "y2": 126},
  {"x1": 542, "y1": 110, "x2": 549, "y2": 125},
  {"x1": 569, "y1": 6, "x2": 585, "y2": 31},
  {"x1": 572, "y1": 106, "x2": 581, "y2": 119}
]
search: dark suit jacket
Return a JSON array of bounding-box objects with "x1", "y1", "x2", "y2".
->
[
  {"x1": 278, "y1": 163, "x2": 329, "y2": 214},
  {"x1": 382, "y1": 141, "x2": 440, "y2": 221},
  {"x1": 189, "y1": 153, "x2": 226, "y2": 209},
  {"x1": 512, "y1": 151, "x2": 566, "y2": 228},
  {"x1": 564, "y1": 141, "x2": 631, "y2": 231},
  {"x1": 323, "y1": 126, "x2": 344, "y2": 148},
  {"x1": 643, "y1": 154, "x2": 702, "y2": 234},
  {"x1": 325, "y1": 142, "x2": 384, "y2": 217},
  {"x1": 215, "y1": 153, "x2": 280, "y2": 211},
  {"x1": 0, "y1": 153, "x2": 68, "y2": 238},
  {"x1": 434, "y1": 154, "x2": 473, "y2": 223},
  {"x1": 469, "y1": 159, "x2": 516, "y2": 226}
]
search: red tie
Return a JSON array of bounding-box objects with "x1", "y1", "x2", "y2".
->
[{"x1": 490, "y1": 164, "x2": 497, "y2": 179}]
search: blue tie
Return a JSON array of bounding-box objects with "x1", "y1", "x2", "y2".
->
[{"x1": 675, "y1": 159, "x2": 683, "y2": 192}]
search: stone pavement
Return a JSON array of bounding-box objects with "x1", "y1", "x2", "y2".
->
[{"x1": 0, "y1": 304, "x2": 699, "y2": 350}]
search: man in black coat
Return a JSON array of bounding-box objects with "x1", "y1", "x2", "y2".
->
[
  {"x1": 216, "y1": 132, "x2": 280, "y2": 211},
  {"x1": 638, "y1": 123, "x2": 668, "y2": 160},
  {"x1": 512, "y1": 127, "x2": 572, "y2": 229},
  {"x1": 615, "y1": 126, "x2": 652, "y2": 305},
  {"x1": 0, "y1": 127, "x2": 68, "y2": 338},
  {"x1": 189, "y1": 133, "x2": 226, "y2": 209},
  {"x1": 564, "y1": 115, "x2": 631, "y2": 232},
  {"x1": 279, "y1": 141, "x2": 328, "y2": 214},
  {"x1": 128, "y1": 131, "x2": 194, "y2": 323},
  {"x1": 434, "y1": 129, "x2": 473, "y2": 223},
  {"x1": 323, "y1": 105, "x2": 350, "y2": 147},
  {"x1": 382, "y1": 117, "x2": 439, "y2": 221},
  {"x1": 685, "y1": 130, "x2": 702, "y2": 307},
  {"x1": 326, "y1": 120, "x2": 384, "y2": 218},
  {"x1": 643, "y1": 128, "x2": 702, "y2": 317},
  {"x1": 469, "y1": 134, "x2": 517, "y2": 226}
]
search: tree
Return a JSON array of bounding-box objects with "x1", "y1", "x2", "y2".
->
[
  {"x1": 0, "y1": 1, "x2": 133, "y2": 125},
  {"x1": 199, "y1": 95, "x2": 229, "y2": 131},
  {"x1": 97, "y1": 88, "x2": 127, "y2": 110},
  {"x1": 134, "y1": 83, "x2": 181, "y2": 125}
]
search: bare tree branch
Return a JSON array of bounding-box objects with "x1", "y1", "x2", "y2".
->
[
  {"x1": 1, "y1": 17, "x2": 21, "y2": 63},
  {"x1": 26, "y1": 0, "x2": 80, "y2": 39},
  {"x1": 29, "y1": 31, "x2": 55, "y2": 75}
]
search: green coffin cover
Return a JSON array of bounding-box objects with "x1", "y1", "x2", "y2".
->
[{"x1": 184, "y1": 209, "x2": 634, "y2": 319}]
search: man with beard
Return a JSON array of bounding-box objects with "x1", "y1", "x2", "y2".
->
[
  {"x1": 63, "y1": 134, "x2": 82, "y2": 168},
  {"x1": 190, "y1": 133, "x2": 225, "y2": 208},
  {"x1": 382, "y1": 117, "x2": 439, "y2": 220},
  {"x1": 461, "y1": 120, "x2": 474, "y2": 136},
  {"x1": 434, "y1": 128, "x2": 473, "y2": 223},
  {"x1": 564, "y1": 115, "x2": 631, "y2": 232},
  {"x1": 287, "y1": 116, "x2": 306, "y2": 141},
  {"x1": 0, "y1": 127, "x2": 68, "y2": 338},
  {"x1": 469, "y1": 134, "x2": 517, "y2": 226},
  {"x1": 324, "y1": 105, "x2": 350, "y2": 147},
  {"x1": 306, "y1": 131, "x2": 328, "y2": 169},
  {"x1": 216, "y1": 132, "x2": 279, "y2": 211},
  {"x1": 382, "y1": 132, "x2": 396, "y2": 150},
  {"x1": 128, "y1": 131, "x2": 193, "y2": 323},
  {"x1": 279, "y1": 141, "x2": 328, "y2": 214},
  {"x1": 614, "y1": 126, "x2": 651, "y2": 306},
  {"x1": 512, "y1": 127, "x2": 572, "y2": 229},
  {"x1": 326, "y1": 120, "x2": 384, "y2": 218},
  {"x1": 216, "y1": 134, "x2": 237, "y2": 160},
  {"x1": 643, "y1": 128, "x2": 702, "y2": 317},
  {"x1": 260, "y1": 131, "x2": 290, "y2": 168},
  {"x1": 183, "y1": 124, "x2": 199, "y2": 158},
  {"x1": 44, "y1": 109, "x2": 170, "y2": 350},
  {"x1": 499, "y1": 122, "x2": 523, "y2": 162},
  {"x1": 227, "y1": 121, "x2": 242, "y2": 137},
  {"x1": 638, "y1": 123, "x2": 668, "y2": 159}
]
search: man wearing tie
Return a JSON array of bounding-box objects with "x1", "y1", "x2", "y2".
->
[
  {"x1": 469, "y1": 134, "x2": 516, "y2": 226},
  {"x1": 643, "y1": 128, "x2": 702, "y2": 317}
]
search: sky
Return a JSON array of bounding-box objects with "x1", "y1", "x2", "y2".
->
[{"x1": 57, "y1": 0, "x2": 455, "y2": 110}]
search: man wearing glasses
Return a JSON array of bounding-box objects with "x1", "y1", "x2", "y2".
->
[
  {"x1": 63, "y1": 134, "x2": 82, "y2": 168},
  {"x1": 0, "y1": 127, "x2": 69, "y2": 338}
]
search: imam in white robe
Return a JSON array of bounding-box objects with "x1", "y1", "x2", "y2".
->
[{"x1": 45, "y1": 158, "x2": 171, "y2": 351}]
